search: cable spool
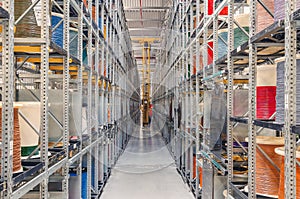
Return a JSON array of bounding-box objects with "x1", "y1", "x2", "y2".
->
[
  {"x1": 0, "y1": 106, "x2": 22, "y2": 173},
  {"x1": 14, "y1": 0, "x2": 41, "y2": 38},
  {"x1": 256, "y1": 0, "x2": 274, "y2": 33},
  {"x1": 275, "y1": 56, "x2": 300, "y2": 124},
  {"x1": 274, "y1": 0, "x2": 300, "y2": 21},
  {"x1": 18, "y1": 102, "x2": 40, "y2": 157},
  {"x1": 256, "y1": 64, "x2": 277, "y2": 120},
  {"x1": 245, "y1": 136, "x2": 284, "y2": 198},
  {"x1": 275, "y1": 147, "x2": 300, "y2": 199}
]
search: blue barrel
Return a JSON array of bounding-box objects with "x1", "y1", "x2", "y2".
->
[{"x1": 81, "y1": 171, "x2": 87, "y2": 199}]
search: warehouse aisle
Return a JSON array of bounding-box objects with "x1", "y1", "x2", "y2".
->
[{"x1": 101, "y1": 127, "x2": 194, "y2": 199}]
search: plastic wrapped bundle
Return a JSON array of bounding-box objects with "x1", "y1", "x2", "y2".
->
[
  {"x1": 274, "y1": 0, "x2": 300, "y2": 21},
  {"x1": 276, "y1": 56, "x2": 300, "y2": 124},
  {"x1": 15, "y1": 0, "x2": 42, "y2": 38}
]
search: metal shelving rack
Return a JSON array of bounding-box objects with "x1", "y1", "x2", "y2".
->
[
  {"x1": 0, "y1": 0, "x2": 138, "y2": 198},
  {"x1": 153, "y1": 0, "x2": 300, "y2": 198}
]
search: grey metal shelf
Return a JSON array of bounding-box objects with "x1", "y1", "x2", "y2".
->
[{"x1": 1, "y1": 0, "x2": 137, "y2": 198}]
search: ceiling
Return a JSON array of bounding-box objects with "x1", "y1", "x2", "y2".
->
[{"x1": 122, "y1": 0, "x2": 172, "y2": 85}]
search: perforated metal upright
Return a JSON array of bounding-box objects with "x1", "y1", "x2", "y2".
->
[
  {"x1": 226, "y1": 0, "x2": 234, "y2": 196},
  {"x1": 1, "y1": 1, "x2": 14, "y2": 198},
  {"x1": 40, "y1": 0, "x2": 50, "y2": 197},
  {"x1": 77, "y1": 1, "x2": 84, "y2": 195},
  {"x1": 247, "y1": 0, "x2": 257, "y2": 197},
  {"x1": 86, "y1": 1, "x2": 93, "y2": 198},
  {"x1": 93, "y1": 0, "x2": 100, "y2": 192},
  {"x1": 62, "y1": 0, "x2": 70, "y2": 197},
  {"x1": 195, "y1": 1, "x2": 201, "y2": 197},
  {"x1": 284, "y1": 0, "x2": 297, "y2": 198}
]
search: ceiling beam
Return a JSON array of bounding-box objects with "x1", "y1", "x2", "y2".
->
[
  {"x1": 124, "y1": 6, "x2": 170, "y2": 11},
  {"x1": 129, "y1": 27, "x2": 164, "y2": 31},
  {"x1": 127, "y1": 18, "x2": 164, "y2": 22}
]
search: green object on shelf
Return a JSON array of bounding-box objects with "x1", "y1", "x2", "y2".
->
[
  {"x1": 218, "y1": 27, "x2": 249, "y2": 59},
  {"x1": 21, "y1": 145, "x2": 38, "y2": 157}
]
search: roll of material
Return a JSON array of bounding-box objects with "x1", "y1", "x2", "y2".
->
[
  {"x1": 0, "y1": 107, "x2": 22, "y2": 173},
  {"x1": 18, "y1": 102, "x2": 40, "y2": 156},
  {"x1": 275, "y1": 56, "x2": 300, "y2": 124},
  {"x1": 275, "y1": 147, "x2": 300, "y2": 199},
  {"x1": 274, "y1": 0, "x2": 300, "y2": 21},
  {"x1": 246, "y1": 136, "x2": 284, "y2": 198},
  {"x1": 14, "y1": 0, "x2": 42, "y2": 38},
  {"x1": 257, "y1": 0, "x2": 274, "y2": 33}
]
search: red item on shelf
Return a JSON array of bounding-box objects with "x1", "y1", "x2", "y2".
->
[
  {"x1": 208, "y1": 0, "x2": 228, "y2": 15},
  {"x1": 256, "y1": 86, "x2": 276, "y2": 120}
]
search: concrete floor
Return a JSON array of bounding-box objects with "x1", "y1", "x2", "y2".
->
[{"x1": 101, "y1": 127, "x2": 194, "y2": 199}]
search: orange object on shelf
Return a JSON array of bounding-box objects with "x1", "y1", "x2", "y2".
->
[
  {"x1": 193, "y1": 155, "x2": 203, "y2": 187},
  {"x1": 0, "y1": 107, "x2": 22, "y2": 173},
  {"x1": 246, "y1": 136, "x2": 284, "y2": 198},
  {"x1": 275, "y1": 147, "x2": 300, "y2": 199}
]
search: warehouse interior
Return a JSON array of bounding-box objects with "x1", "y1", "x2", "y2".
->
[{"x1": 0, "y1": 0, "x2": 299, "y2": 198}]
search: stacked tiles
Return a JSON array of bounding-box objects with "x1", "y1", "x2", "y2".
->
[
  {"x1": 0, "y1": 107, "x2": 22, "y2": 172},
  {"x1": 274, "y1": 0, "x2": 300, "y2": 21},
  {"x1": 256, "y1": 64, "x2": 277, "y2": 120},
  {"x1": 214, "y1": 27, "x2": 249, "y2": 61},
  {"x1": 275, "y1": 57, "x2": 300, "y2": 124},
  {"x1": 256, "y1": 0, "x2": 274, "y2": 33}
]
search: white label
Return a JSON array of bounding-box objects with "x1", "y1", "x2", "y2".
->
[
  {"x1": 10, "y1": 141, "x2": 13, "y2": 156},
  {"x1": 31, "y1": 0, "x2": 51, "y2": 27}
]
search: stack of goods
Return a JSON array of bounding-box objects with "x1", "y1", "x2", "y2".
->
[
  {"x1": 275, "y1": 147, "x2": 300, "y2": 199},
  {"x1": 246, "y1": 136, "x2": 284, "y2": 198},
  {"x1": 276, "y1": 56, "x2": 300, "y2": 124},
  {"x1": 0, "y1": 106, "x2": 22, "y2": 172},
  {"x1": 256, "y1": 64, "x2": 277, "y2": 120}
]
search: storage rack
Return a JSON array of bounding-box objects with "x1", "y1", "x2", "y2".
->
[
  {"x1": 0, "y1": 0, "x2": 139, "y2": 198},
  {"x1": 152, "y1": 0, "x2": 300, "y2": 198}
]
